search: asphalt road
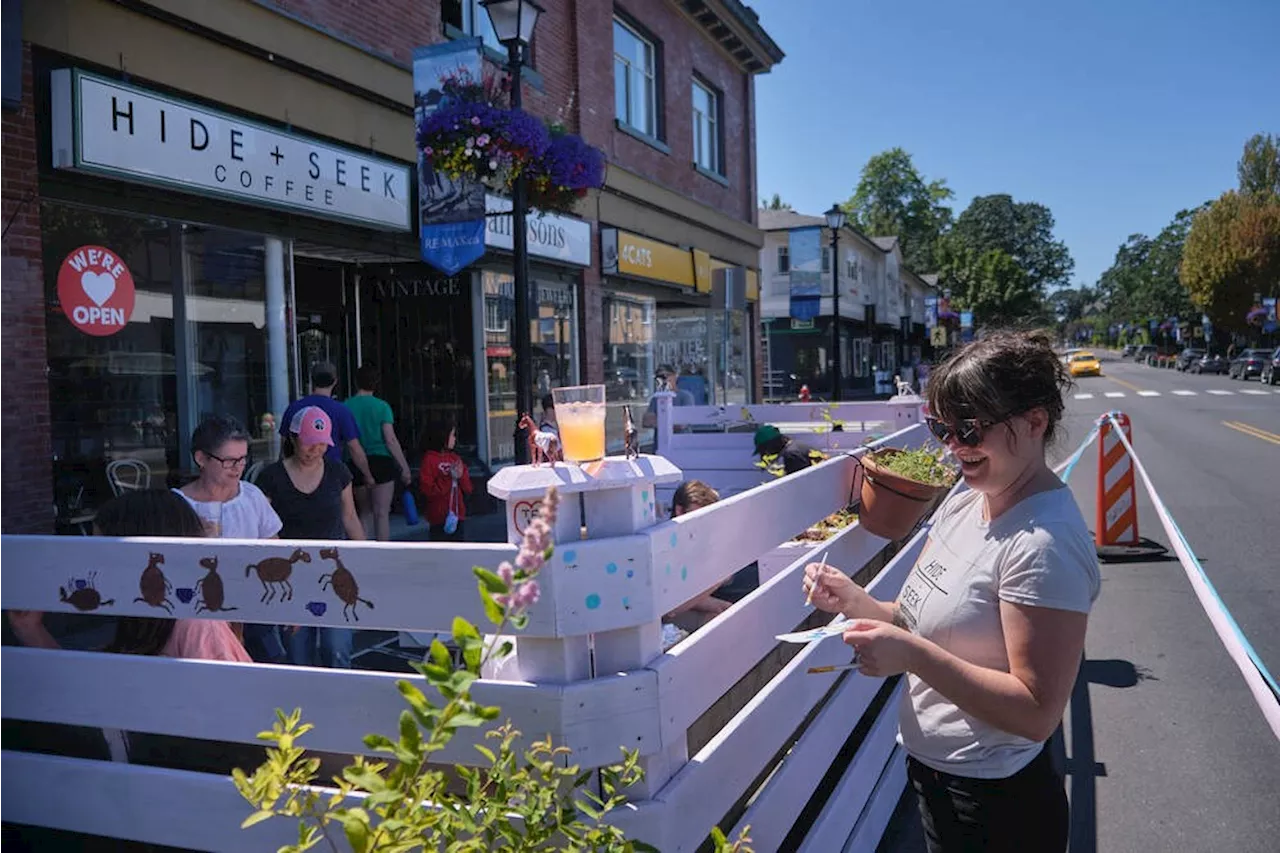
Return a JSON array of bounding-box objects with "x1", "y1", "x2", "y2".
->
[{"x1": 879, "y1": 351, "x2": 1280, "y2": 853}]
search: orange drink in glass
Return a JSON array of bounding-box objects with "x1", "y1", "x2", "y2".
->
[{"x1": 552, "y1": 385, "x2": 607, "y2": 463}]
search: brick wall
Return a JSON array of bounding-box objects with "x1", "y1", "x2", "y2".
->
[{"x1": 2, "y1": 45, "x2": 53, "y2": 533}]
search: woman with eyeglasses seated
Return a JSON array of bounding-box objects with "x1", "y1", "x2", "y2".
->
[
  {"x1": 176, "y1": 415, "x2": 284, "y2": 661},
  {"x1": 803, "y1": 331, "x2": 1099, "y2": 853}
]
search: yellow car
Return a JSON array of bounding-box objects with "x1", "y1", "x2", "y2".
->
[{"x1": 1068, "y1": 351, "x2": 1102, "y2": 377}]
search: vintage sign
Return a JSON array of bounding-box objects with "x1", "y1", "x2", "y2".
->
[
  {"x1": 57, "y1": 245, "x2": 136, "y2": 336},
  {"x1": 50, "y1": 69, "x2": 411, "y2": 231},
  {"x1": 484, "y1": 194, "x2": 591, "y2": 266}
]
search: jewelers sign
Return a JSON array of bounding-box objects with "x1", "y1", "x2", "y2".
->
[{"x1": 50, "y1": 69, "x2": 411, "y2": 231}]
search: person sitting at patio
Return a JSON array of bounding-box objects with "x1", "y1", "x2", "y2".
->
[{"x1": 753, "y1": 424, "x2": 819, "y2": 475}]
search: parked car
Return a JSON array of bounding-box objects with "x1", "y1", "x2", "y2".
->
[
  {"x1": 1121, "y1": 344, "x2": 1136, "y2": 357},
  {"x1": 1132, "y1": 344, "x2": 1157, "y2": 362},
  {"x1": 1175, "y1": 348, "x2": 1205, "y2": 371},
  {"x1": 1228, "y1": 348, "x2": 1271, "y2": 380},
  {"x1": 1067, "y1": 351, "x2": 1102, "y2": 377},
  {"x1": 1261, "y1": 347, "x2": 1280, "y2": 386},
  {"x1": 1190, "y1": 353, "x2": 1229, "y2": 375}
]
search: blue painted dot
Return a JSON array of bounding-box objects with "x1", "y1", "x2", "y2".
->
[
  {"x1": 681, "y1": 566, "x2": 688, "y2": 581},
  {"x1": 665, "y1": 563, "x2": 672, "y2": 576},
  {"x1": 585, "y1": 593, "x2": 601, "y2": 610},
  {"x1": 563, "y1": 549, "x2": 577, "y2": 564},
  {"x1": 670, "y1": 533, "x2": 678, "y2": 548},
  {"x1": 642, "y1": 490, "x2": 649, "y2": 501},
  {"x1": 626, "y1": 569, "x2": 634, "y2": 578},
  {"x1": 606, "y1": 562, "x2": 618, "y2": 574},
  {"x1": 622, "y1": 596, "x2": 631, "y2": 609}
]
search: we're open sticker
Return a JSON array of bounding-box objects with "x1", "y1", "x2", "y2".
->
[{"x1": 56, "y1": 245, "x2": 136, "y2": 336}]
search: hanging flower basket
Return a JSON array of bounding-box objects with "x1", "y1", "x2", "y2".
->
[{"x1": 416, "y1": 72, "x2": 605, "y2": 213}]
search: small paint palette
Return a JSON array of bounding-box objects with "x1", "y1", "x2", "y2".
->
[{"x1": 776, "y1": 618, "x2": 853, "y2": 644}]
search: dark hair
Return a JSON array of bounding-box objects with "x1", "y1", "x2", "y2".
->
[
  {"x1": 925, "y1": 331, "x2": 1072, "y2": 445},
  {"x1": 310, "y1": 361, "x2": 338, "y2": 389},
  {"x1": 191, "y1": 415, "x2": 250, "y2": 459},
  {"x1": 756, "y1": 434, "x2": 789, "y2": 457},
  {"x1": 672, "y1": 480, "x2": 719, "y2": 516},
  {"x1": 95, "y1": 491, "x2": 207, "y2": 656},
  {"x1": 356, "y1": 364, "x2": 380, "y2": 393},
  {"x1": 421, "y1": 417, "x2": 457, "y2": 454},
  {"x1": 540, "y1": 394, "x2": 554, "y2": 413}
]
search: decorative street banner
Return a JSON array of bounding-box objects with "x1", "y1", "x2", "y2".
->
[
  {"x1": 924, "y1": 296, "x2": 938, "y2": 329},
  {"x1": 788, "y1": 226, "x2": 822, "y2": 320},
  {"x1": 413, "y1": 39, "x2": 487, "y2": 275}
]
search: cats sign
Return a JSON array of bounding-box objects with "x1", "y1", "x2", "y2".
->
[{"x1": 57, "y1": 245, "x2": 136, "y2": 336}]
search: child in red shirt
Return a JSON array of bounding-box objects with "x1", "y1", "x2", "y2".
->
[{"x1": 419, "y1": 419, "x2": 473, "y2": 541}]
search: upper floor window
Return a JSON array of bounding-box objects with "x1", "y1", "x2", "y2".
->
[
  {"x1": 846, "y1": 253, "x2": 858, "y2": 280},
  {"x1": 821, "y1": 247, "x2": 831, "y2": 275},
  {"x1": 614, "y1": 18, "x2": 657, "y2": 137},
  {"x1": 692, "y1": 79, "x2": 722, "y2": 174},
  {"x1": 443, "y1": 0, "x2": 504, "y2": 54},
  {"x1": 777, "y1": 245, "x2": 790, "y2": 274}
]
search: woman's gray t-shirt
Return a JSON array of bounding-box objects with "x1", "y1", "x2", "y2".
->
[{"x1": 897, "y1": 486, "x2": 1101, "y2": 778}]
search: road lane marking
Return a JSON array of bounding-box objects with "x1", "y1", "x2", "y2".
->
[
  {"x1": 1223, "y1": 421, "x2": 1280, "y2": 446},
  {"x1": 1104, "y1": 392, "x2": 1125, "y2": 398},
  {"x1": 1172, "y1": 390, "x2": 1196, "y2": 396},
  {"x1": 1206, "y1": 389, "x2": 1233, "y2": 395},
  {"x1": 1108, "y1": 377, "x2": 1146, "y2": 394},
  {"x1": 1074, "y1": 393, "x2": 1095, "y2": 400},
  {"x1": 1137, "y1": 390, "x2": 1160, "y2": 397},
  {"x1": 1239, "y1": 389, "x2": 1268, "y2": 395}
]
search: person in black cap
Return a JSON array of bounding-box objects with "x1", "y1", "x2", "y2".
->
[{"x1": 753, "y1": 424, "x2": 820, "y2": 475}]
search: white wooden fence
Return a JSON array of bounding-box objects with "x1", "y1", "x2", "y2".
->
[{"x1": 2, "y1": 415, "x2": 937, "y2": 852}]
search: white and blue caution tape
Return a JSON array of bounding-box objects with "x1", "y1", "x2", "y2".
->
[
  {"x1": 1103, "y1": 414, "x2": 1280, "y2": 741},
  {"x1": 1054, "y1": 415, "x2": 1105, "y2": 483}
]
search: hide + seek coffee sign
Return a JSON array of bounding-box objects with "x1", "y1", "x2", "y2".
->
[{"x1": 50, "y1": 69, "x2": 411, "y2": 231}]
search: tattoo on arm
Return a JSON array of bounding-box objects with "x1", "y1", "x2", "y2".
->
[{"x1": 891, "y1": 603, "x2": 912, "y2": 632}]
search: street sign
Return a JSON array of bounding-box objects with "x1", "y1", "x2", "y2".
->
[{"x1": 791, "y1": 318, "x2": 814, "y2": 331}]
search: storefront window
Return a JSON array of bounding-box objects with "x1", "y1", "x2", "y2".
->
[
  {"x1": 603, "y1": 292, "x2": 656, "y2": 450},
  {"x1": 482, "y1": 270, "x2": 578, "y2": 466}
]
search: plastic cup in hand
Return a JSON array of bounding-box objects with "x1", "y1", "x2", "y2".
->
[{"x1": 552, "y1": 384, "x2": 607, "y2": 463}]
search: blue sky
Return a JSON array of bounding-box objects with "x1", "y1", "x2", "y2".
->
[{"x1": 751, "y1": 0, "x2": 1280, "y2": 288}]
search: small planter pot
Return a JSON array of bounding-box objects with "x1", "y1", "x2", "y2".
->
[{"x1": 858, "y1": 449, "x2": 951, "y2": 540}]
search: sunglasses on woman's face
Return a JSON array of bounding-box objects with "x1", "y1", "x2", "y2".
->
[{"x1": 925, "y1": 416, "x2": 994, "y2": 448}]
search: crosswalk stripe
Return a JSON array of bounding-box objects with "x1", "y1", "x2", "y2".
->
[
  {"x1": 1074, "y1": 393, "x2": 1094, "y2": 400},
  {"x1": 1137, "y1": 390, "x2": 1160, "y2": 397},
  {"x1": 1172, "y1": 390, "x2": 1196, "y2": 396},
  {"x1": 1206, "y1": 389, "x2": 1233, "y2": 396},
  {"x1": 1104, "y1": 392, "x2": 1125, "y2": 398},
  {"x1": 1240, "y1": 389, "x2": 1268, "y2": 395}
]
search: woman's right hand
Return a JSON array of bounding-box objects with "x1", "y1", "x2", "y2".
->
[{"x1": 803, "y1": 563, "x2": 879, "y2": 619}]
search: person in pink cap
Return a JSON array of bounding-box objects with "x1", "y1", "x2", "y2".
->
[{"x1": 257, "y1": 405, "x2": 365, "y2": 668}]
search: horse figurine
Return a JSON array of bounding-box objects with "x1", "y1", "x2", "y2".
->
[
  {"x1": 623, "y1": 405, "x2": 639, "y2": 460},
  {"x1": 518, "y1": 413, "x2": 561, "y2": 466}
]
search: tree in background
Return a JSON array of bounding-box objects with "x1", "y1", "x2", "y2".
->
[
  {"x1": 1238, "y1": 132, "x2": 1280, "y2": 198},
  {"x1": 1095, "y1": 209, "x2": 1201, "y2": 326},
  {"x1": 937, "y1": 239, "x2": 1046, "y2": 327},
  {"x1": 843, "y1": 148, "x2": 953, "y2": 272},
  {"x1": 1181, "y1": 191, "x2": 1280, "y2": 335},
  {"x1": 1049, "y1": 286, "x2": 1099, "y2": 325},
  {"x1": 761, "y1": 193, "x2": 793, "y2": 210},
  {"x1": 950, "y1": 194, "x2": 1074, "y2": 293}
]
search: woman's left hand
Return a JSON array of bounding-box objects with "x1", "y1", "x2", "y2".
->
[{"x1": 842, "y1": 619, "x2": 921, "y2": 677}]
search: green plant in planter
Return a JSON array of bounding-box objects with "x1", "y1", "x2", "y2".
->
[
  {"x1": 869, "y1": 447, "x2": 957, "y2": 487},
  {"x1": 233, "y1": 487, "x2": 752, "y2": 853}
]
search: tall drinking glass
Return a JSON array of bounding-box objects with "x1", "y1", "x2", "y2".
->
[{"x1": 552, "y1": 385, "x2": 607, "y2": 463}]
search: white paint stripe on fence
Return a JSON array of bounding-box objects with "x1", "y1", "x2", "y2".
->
[{"x1": 1104, "y1": 416, "x2": 1280, "y2": 742}]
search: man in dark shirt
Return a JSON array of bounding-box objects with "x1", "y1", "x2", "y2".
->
[
  {"x1": 753, "y1": 424, "x2": 820, "y2": 476},
  {"x1": 280, "y1": 362, "x2": 375, "y2": 487}
]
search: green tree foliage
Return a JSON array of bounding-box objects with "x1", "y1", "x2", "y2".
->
[
  {"x1": 950, "y1": 195, "x2": 1074, "y2": 293},
  {"x1": 1238, "y1": 132, "x2": 1280, "y2": 198},
  {"x1": 937, "y1": 238, "x2": 1045, "y2": 327},
  {"x1": 1095, "y1": 208, "x2": 1201, "y2": 325},
  {"x1": 1049, "y1": 286, "x2": 1098, "y2": 324},
  {"x1": 761, "y1": 193, "x2": 792, "y2": 210},
  {"x1": 844, "y1": 148, "x2": 953, "y2": 272},
  {"x1": 1181, "y1": 190, "x2": 1280, "y2": 334}
]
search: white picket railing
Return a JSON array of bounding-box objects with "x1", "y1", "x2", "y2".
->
[{"x1": 2, "y1": 414, "x2": 935, "y2": 852}]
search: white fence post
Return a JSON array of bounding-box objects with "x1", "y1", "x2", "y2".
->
[{"x1": 654, "y1": 391, "x2": 675, "y2": 455}]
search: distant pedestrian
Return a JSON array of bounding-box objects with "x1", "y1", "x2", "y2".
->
[
  {"x1": 419, "y1": 418, "x2": 473, "y2": 542},
  {"x1": 280, "y1": 362, "x2": 375, "y2": 489},
  {"x1": 346, "y1": 364, "x2": 414, "y2": 541}
]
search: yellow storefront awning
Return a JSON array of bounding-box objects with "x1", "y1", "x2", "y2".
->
[{"x1": 602, "y1": 228, "x2": 758, "y2": 301}]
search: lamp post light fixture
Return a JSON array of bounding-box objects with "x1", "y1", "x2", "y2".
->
[
  {"x1": 483, "y1": 0, "x2": 543, "y2": 464},
  {"x1": 824, "y1": 203, "x2": 846, "y2": 401}
]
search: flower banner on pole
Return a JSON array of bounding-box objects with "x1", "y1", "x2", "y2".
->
[
  {"x1": 413, "y1": 40, "x2": 488, "y2": 275},
  {"x1": 789, "y1": 226, "x2": 822, "y2": 320}
]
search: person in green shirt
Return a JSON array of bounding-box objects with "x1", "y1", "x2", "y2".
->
[{"x1": 345, "y1": 364, "x2": 413, "y2": 541}]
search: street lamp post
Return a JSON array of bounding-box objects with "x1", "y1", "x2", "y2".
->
[
  {"x1": 824, "y1": 204, "x2": 846, "y2": 401},
  {"x1": 484, "y1": 0, "x2": 543, "y2": 464}
]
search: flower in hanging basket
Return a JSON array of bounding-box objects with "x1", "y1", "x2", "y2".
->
[
  {"x1": 418, "y1": 101, "x2": 551, "y2": 194},
  {"x1": 525, "y1": 131, "x2": 606, "y2": 215}
]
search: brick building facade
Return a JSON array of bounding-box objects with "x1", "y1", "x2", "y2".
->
[{"x1": 1, "y1": 0, "x2": 781, "y2": 532}]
